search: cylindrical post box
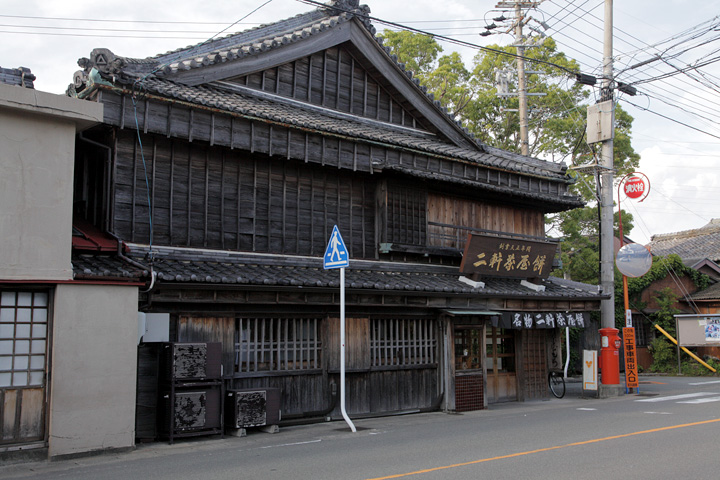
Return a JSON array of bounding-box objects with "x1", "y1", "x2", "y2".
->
[{"x1": 599, "y1": 327, "x2": 621, "y2": 385}]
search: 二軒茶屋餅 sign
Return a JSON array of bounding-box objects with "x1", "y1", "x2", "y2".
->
[{"x1": 459, "y1": 234, "x2": 558, "y2": 279}]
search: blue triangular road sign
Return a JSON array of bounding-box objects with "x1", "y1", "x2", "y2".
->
[{"x1": 324, "y1": 225, "x2": 349, "y2": 269}]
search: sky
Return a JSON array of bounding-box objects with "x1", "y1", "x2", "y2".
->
[{"x1": 2, "y1": 0, "x2": 720, "y2": 246}]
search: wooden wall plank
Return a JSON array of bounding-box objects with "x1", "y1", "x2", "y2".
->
[{"x1": 178, "y1": 316, "x2": 236, "y2": 376}]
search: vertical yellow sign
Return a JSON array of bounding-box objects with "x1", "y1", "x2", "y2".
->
[{"x1": 623, "y1": 327, "x2": 639, "y2": 389}]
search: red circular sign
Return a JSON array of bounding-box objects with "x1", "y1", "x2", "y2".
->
[{"x1": 624, "y1": 176, "x2": 646, "y2": 199}]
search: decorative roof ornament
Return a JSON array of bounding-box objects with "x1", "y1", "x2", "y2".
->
[{"x1": 322, "y1": 0, "x2": 374, "y2": 34}]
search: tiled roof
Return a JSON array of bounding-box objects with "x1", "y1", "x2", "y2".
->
[
  {"x1": 648, "y1": 219, "x2": 720, "y2": 263},
  {"x1": 71, "y1": 1, "x2": 477, "y2": 148},
  {"x1": 77, "y1": 244, "x2": 604, "y2": 300},
  {"x1": 152, "y1": 1, "x2": 375, "y2": 77},
  {"x1": 0, "y1": 66, "x2": 35, "y2": 88},
  {"x1": 71, "y1": 252, "x2": 147, "y2": 281},
  {"x1": 111, "y1": 77, "x2": 572, "y2": 182},
  {"x1": 689, "y1": 281, "x2": 720, "y2": 301},
  {"x1": 386, "y1": 165, "x2": 581, "y2": 208}
]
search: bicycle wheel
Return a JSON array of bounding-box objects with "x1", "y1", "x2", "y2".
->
[{"x1": 548, "y1": 371, "x2": 566, "y2": 398}]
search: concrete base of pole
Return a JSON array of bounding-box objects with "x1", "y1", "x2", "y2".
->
[
  {"x1": 583, "y1": 384, "x2": 625, "y2": 398},
  {"x1": 599, "y1": 384, "x2": 625, "y2": 398}
]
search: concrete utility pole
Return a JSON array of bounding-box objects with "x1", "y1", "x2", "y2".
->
[
  {"x1": 496, "y1": 1, "x2": 539, "y2": 156},
  {"x1": 515, "y1": 2, "x2": 529, "y2": 156},
  {"x1": 599, "y1": 0, "x2": 615, "y2": 330}
]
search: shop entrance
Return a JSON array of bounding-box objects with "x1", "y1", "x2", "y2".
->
[
  {"x1": 453, "y1": 326, "x2": 484, "y2": 412},
  {"x1": 485, "y1": 327, "x2": 517, "y2": 403}
]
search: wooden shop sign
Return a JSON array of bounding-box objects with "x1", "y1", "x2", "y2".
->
[{"x1": 460, "y1": 234, "x2": 558, "y2": 279}]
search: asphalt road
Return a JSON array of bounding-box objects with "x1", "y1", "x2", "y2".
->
[{"x1": 3, "y1": 375, "x2": 719, "y2": 480}]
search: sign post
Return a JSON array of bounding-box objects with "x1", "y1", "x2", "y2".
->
[
  {"x1": 323, "y1": 226, "x2": 355, "y2": 432},
  {"x1": 617, "y1": 172, "x2": 651, "y2": 393},
  {"x1": 622, "y1": 327, "x2": 639, "y2": 389}
]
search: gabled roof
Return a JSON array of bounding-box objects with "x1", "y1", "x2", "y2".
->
[
  {"x1": 648, "y1": 219, "x2": 720, "y2": 264},
  {"x1": 73, "y1": 0, "x2": 478, "y2": 150},
  {"x1": 69, "y1": 0, "x2": 581, "y2": 209}
]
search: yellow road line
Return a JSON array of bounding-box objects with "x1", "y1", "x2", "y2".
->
[{"x1": 366, "y1": 418, "x2": 720, "y2": 480}]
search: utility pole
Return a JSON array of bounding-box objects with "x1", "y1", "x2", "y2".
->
[
  {"x1": 599, "y1": 0, "x2": 615, "y2": 331},
  {"x1": 514, "y1": 2, "x2": 529, "y2": 156},
  {"x1": 496, "y1": 2, "x2": 543, "y2": 156}
]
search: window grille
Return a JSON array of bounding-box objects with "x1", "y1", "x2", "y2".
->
[
  {"x1": 370, "y1": 318, "x2": 436, "y2": 367},
  {"x1": 387, "y1": 186, "x2": 427, "y2": 245},
  {"x1": 235, "y1": 317, "x2": 321, "y2": 373},
  {"x1": 0, "y1": 291, "x2": 48, "y2": 388}
]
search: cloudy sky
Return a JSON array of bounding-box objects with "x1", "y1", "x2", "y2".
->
[{"x1": 2, "y1": 0, "x2": 719, "y2": 245}]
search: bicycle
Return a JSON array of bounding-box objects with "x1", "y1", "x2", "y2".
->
[{"x1": 548, "y1": 370, "x2": 566, "y2": 398}]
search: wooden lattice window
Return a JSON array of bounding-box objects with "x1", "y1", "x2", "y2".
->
[
  {"x1": 370, "y1": 318, "x2": 437, "y2": 367},
  {"x1": 235, "y1": 318, "x2": 321, "y2": 373},
  {"x1": 387, "y1": 186, "x2": 427, "y2": 246},
  {"x1": 0, "y1": 291, "x2": 48, "y2": 387}
]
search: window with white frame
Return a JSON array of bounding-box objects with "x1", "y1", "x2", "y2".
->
[
  {"x1": 0, "y1": 291, "x2": 48, "y2": 388},
  {"x1": 235, "y1": 317, "x2": 322, "y2": 373},
  {"x1": 370, "y1": 318, "x2": 437, "y2": 367}
]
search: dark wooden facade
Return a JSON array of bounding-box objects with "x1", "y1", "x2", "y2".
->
[{"x1": 71, "y1": 0, "x2": 601, "y2": 425}]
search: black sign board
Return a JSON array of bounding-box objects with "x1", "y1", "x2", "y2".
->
[
  {"x1": 495, "y1": 312, "x2": 588, "y2": 329},
  {"x1": 460, "y1": 234, "x2": 558, "y2": 279}
]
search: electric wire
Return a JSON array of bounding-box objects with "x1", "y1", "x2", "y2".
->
[{"x1": 5, "y1": 1, "x2": 719, "y2": 243}]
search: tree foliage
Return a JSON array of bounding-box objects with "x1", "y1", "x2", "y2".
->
[
  {"x1": 378, "y1": 29, "x2": 642, "y2": 286},
  {"x1": 619, "y1": 254, "x2": 711, "y2": 330}
]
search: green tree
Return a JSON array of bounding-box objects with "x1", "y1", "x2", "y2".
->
[
  {"x1": 379, "y1": 30, "x2": 473, "y2": 118},
  {"x1": 379, "y1": 30, "x2": 443, "y2": 78},
  {"x1": 620, "y1": 255, "x2": 710, "y2": 331},
  {"x1": 379, "y1": 30, "x2": 642, "y2": 285},
  {"x1": 464, "y1": 38, "x2": 588, "y2": 159}
]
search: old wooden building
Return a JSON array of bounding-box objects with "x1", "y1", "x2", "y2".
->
[{"x1": 69, "y1": 0, "x2": 604, "y2": 426}]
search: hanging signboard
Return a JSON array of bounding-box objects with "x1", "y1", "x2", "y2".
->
[
  {"x1": 460, "y1": 234, "x2": 558, "y2": 279},
  {"x1": 496, "y1": 311, "x2": 588, "y2": 329},
  {"x1": 623, "y1": 327, "x2": 639, "y2": 389}
]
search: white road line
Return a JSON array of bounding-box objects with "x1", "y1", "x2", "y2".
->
[
  {"x1": 644, "y1": 411, "x2": 673, "y2": 415},
  {"x1": 577, "y1": 408, "x2": 597, "y2": 411},
  {"x1": 635, "y1": 392, "x2": 717, "y2": 403},
  {"x1": 260, "y1": 439, "x2": 322, "y2": 449},
  {"x1": 677, "y1": 396, "x2": 720, "y2": 404},
  {"x1": 688, "y1": 380, "x2": 720, "y2": 386}
]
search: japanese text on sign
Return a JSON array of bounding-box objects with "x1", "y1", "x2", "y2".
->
[
  {"x1": 498, "y1": 312, "x2": 587, "y2": 330},
  {"x1": 460, "y1": 234, "x2": 558, "y2": 279},
  {"x1": 623, "y1": 327, "x2": 639, "y2": 389}
]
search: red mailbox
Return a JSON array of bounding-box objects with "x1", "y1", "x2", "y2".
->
[{"x1": 599, "y1": 327, "x2": 621, "y2": 385}]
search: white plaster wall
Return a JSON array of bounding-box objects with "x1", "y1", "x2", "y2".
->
[
  {"x1": 49, "y1": 283, "x2": 139, "y2": 458},
  {"x1": 0, "y1": 83, "x2": 102, "y2": 281}
]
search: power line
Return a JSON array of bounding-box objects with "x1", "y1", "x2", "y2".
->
[
  {"x1": 0, "y1": 30, "x2": 209, "y2": 40},
  {"x1": 295, "y1": 0, "x2": 582, "y2": 78},
  {"x1": 624, "y1": 98, "x2": 720, "y2": 141},
  {"x1": 0, "y1": 13, "x2": 245, "y2": 25}
]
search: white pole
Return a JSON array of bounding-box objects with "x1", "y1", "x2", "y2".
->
[
  {"x1": 564, "y1": 327, "x2": 570, "y2": 379},
  {"x1": 340, "y1": 267, "x2": 356, "y2": 432}
]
